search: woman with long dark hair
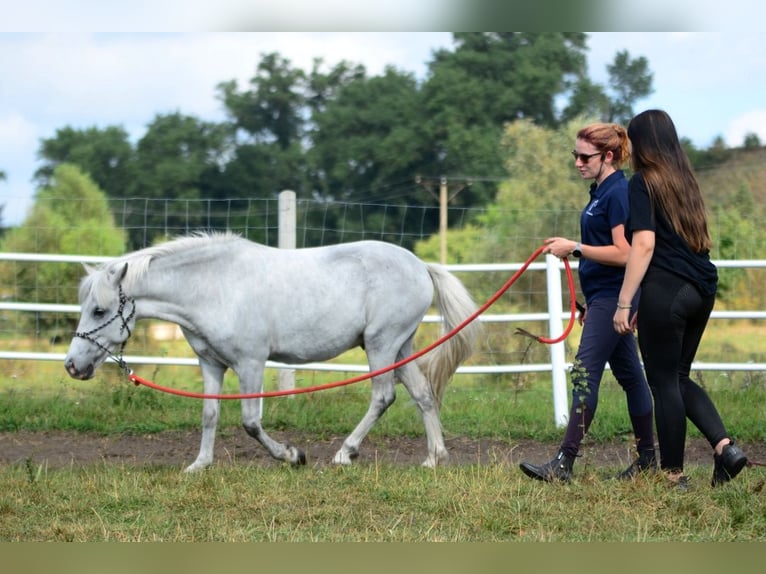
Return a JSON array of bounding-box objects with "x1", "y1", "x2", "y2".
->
[{"x1": 614, "y1": 109, "x2": 749, "y2": 489}]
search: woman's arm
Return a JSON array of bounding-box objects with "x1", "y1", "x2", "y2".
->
[
  {"x1": 543, "y1": 225, "x2": 630, "y2": 265},
  {"x1": 614, "y1": 229, "x2": 654, "y2": 334}
]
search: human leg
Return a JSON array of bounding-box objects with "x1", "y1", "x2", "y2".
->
[
  {"x1": 675, "y1": 285, "x2": 728, "y2": 446},
  {"x1": 519, "y1": 298, "x2": 617, "y2": 482},
  {"x1": 672, "y1": 284, "x2": 748, "y2": 485},
  {"x1": 609, "y1": 324, "x2": 654, "y2": 447},
  {"x1": 559, "y1": 298, "x2": 619, "y2": 456},
  {"x1": 636, "y1": 272, "x2": 688, "y2": 473},
  {"x1": 609, "y1": 326, "x2": 657, "y2": 478}
]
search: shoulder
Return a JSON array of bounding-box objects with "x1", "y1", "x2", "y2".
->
[
  {"x1": 629, "y1": 172, "x2": 647, "y2": 192},
  {"x1": 600, "y1": 171, "x2": 628, "y2": 202}
]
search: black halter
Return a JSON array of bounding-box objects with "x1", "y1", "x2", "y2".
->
[{"x1": 74, "y1": 284, "x2": 136, "y2": 373}]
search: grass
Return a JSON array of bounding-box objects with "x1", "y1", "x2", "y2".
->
[
  {"x1": 2, "y1": 354, "x2": 765, "y2": 444},
  {"x1": 2, "y1": 456, "x2": 765, "y2": 542},
  {"x1": 1, "y1": 322, "x2": 765, "y2": 541}
]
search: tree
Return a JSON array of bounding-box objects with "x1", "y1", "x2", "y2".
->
[
  {"x1": 604, "y1": 50, "x2": 653, "y2": 125},
  {"x1": 35, "y1": 126, "x2": 136, "y2": 199},
  {"x1": 128, "y1": 112, "x2": 231, "y2": 247},
  {"x1": 214, "y1": 53, "x2": 320, "y2": 243},
  {"x1": 561, "y1": 49, "x2": 653, "y2": 126},
  {"x1": 307, "y1": 66, "x2": 433, "y2": 246},
  {"x1": 418, "y1": 33, "x2": 590, "y2": 209},
  {"x1": 218, "y1": 52, "x2": 307, "y2": 149},
  {"x1": 743, "y1": 132, "x2": 762, "y2": 149},
  {"x1": 0, "y1": 164, "x2": 126, "y2": 335},
  {"x1": 416, "y1": 117, "x2": 587, "y2": 266},
  {"x1": 426, "y1": 33, "x2": 588, "y2": 129},
  {"x1": 559, "y1": 77, "x2": 610, "y2": 125}
]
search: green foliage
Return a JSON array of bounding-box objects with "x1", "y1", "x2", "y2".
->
[
  {"x1": 34, "y1": 125, "x2": 135, "y2": 199},
  {"x1": 0, "y1": 164, "x2": 126, "y2": 332},
  {"x1": 28, "y1": 35, "x2": 660, "y2": 252},
  {"x1": 416, "y1": 117, "x2": 586, "y2": 313},
  {"x1": 603, "y1": 50, "x2": 654, "y2": 125},
  {"x1": 218, "y1": 52, "x2": 307, "y2": 149}
]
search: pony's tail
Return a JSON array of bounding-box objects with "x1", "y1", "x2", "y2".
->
[{"x1": 420, "y1": 264, "x2": 481, "y2": 408}]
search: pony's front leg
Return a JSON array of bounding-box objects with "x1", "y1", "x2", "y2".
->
[
  {"x1": 239, "y1": 364, "x2": 306, "y2": 466},
  {"x1": 185, "y1": 360, "x2": 227, "y2": 473}
]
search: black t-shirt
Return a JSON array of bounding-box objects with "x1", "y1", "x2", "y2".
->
[{"x1": 627, "y1": 173, "x2": 718, "y2": 297}]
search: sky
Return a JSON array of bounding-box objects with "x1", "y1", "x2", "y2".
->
[{"x1": 1, "y1": 3, "x2": 765, "y2": 227}]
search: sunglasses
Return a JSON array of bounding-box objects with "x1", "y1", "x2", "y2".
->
[{"x1": 571, "y1": 151, "x2": 602, "y2": 163}]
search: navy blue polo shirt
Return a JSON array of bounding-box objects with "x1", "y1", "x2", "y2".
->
[{"x1": 578, "y1": 170, "x2": 630, "y2": 304}]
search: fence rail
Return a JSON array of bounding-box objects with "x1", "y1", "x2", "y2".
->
[{"x1": 2, "y1": 250, "x2": 766, "y2": 427}]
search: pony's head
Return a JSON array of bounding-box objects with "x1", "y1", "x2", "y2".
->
[{"x1": 64, "y1": 261, "x2": 136, "y2": 380}]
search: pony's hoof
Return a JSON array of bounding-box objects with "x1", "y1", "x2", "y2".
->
[
  {"x1": 332, "y1": 449, "x2": 357, "y2": 465},
  {"x1": 288, "y1": 445, "x2": 306, "y2": 466},
  {"x1": 183, "y1": 460, "x2": 211, "y2": 473},
  {"x1": 422, "y1": 451, "x2": 448, "y2": 468}
]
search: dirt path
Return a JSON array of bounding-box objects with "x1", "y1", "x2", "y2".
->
[{"x1": 2, "y1": 429, "x2": 764, "y2": 472}]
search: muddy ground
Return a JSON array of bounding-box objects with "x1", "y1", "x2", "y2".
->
[{"x1": 2, "y1": 429, "x2": 764, "y2": 474}]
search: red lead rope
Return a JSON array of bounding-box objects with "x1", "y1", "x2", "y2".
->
[{"x1": 128, "y1": 245, "x2": 577, "y2": 400}]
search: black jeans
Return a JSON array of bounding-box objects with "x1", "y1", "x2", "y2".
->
[{"x1": 636, "y1": 267, "x2": 728, "y2": 472}]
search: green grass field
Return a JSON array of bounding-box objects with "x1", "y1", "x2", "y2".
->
[{"x1": 1, "y1": 321, "x2": 765, "y2": 541}]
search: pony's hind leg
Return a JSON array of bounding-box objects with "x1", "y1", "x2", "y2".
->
[
  {"x1": 333, "y1": 369, "x2": 397, "y2": 465},
  {"x1": 397, "y1": 361, "x2": 449, "y2": 467}
]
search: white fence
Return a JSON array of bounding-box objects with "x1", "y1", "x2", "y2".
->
[{"x1": 2, "y1": 250, "x2": 766, "y2": 426}]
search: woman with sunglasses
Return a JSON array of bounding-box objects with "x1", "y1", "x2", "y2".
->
[
  {"x1": 519, "y1": 123, "x2": 656, "y2": 482},
  {"x1": 614, "y1": 109, "x2": 748, "y2": 489}
]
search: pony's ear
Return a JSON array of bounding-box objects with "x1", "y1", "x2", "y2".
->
[
  {"x1": 82, "y1": 263, "x2": 95, "y2": 275},
  {"x1": 116, "y1": 262, "x2": 129, "y2": 283},
  {"x1": 107, "y1": 262, "x2": 129, "y2": 287}
]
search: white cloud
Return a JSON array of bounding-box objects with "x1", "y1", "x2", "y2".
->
[
  {"x1": 1, "y1": 1, "x2": 456, "y2": 32},
  {"x1": 3, "y1": 33, "x2": 450, "y2": 138},
  {"x1": 0, "y1": 113, "x2": 39, "y2": 226},
  {"x1": 724, "y1": 109, "x2": 766, "y2": 148},
  {"x1": 0, "y1": 112, "x2": 38, "y2": 146},
  {"x1": 0, "y1": 32, "x2": 452, "y2": 226}
]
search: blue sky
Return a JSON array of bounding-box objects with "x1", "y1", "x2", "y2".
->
[{"x1": 1, "y1": 28, "x2": 765, "y2": 226}]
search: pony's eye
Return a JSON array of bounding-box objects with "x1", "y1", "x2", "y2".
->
[{"x1": 93, "y1": 307, "x2": 106, "y2": 318}]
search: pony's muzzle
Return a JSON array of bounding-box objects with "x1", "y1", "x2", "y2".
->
[{"x1": 64, "y1": 358, "x2": 95, "y2": 380}]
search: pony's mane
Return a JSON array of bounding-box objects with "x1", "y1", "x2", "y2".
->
[{"x1": 80, "y1": 232, "x2": 241, "y2": 305}]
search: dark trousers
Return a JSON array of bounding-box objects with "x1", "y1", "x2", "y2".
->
[
  {"x1": 636, "y1": 267, "x2": 728, "y2": 472},
  {"x1": 560, "y1": 296, "x2": 654, "y2": 457}
]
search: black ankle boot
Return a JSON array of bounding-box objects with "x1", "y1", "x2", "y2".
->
[
  {"x1": 616, "y1": 448, "x2": 658, "y2": 480},
  {"x1": 519, "y1": 451, "x2": 575, "y2": 482},
  {"x1": 712, "y1": 442, "x2": 748, "y2": 487}
]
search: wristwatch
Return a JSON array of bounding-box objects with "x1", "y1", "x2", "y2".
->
[{"x1": 572, "y1": 242, "x2": 583, "y2": 258}]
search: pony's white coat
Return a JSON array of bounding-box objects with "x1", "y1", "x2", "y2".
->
[{"x1": 65, "y1": 233, "x2": 480, "y2": 471}]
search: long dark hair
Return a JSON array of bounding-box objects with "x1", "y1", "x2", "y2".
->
[{"x1": 627, "y1": 109, "x2": 711, "y2": 252}]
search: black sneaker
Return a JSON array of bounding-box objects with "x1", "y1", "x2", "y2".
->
[{"x1": 712, "y1": 442, "x2": 748, "y2": 487}]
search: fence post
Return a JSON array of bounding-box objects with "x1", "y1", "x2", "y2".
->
[
  {"x1": 277, "y1": 190, "x2": 297, "y2": 397},
  {"x1": 545, "y1": 253, "x2": 569, "y2": 427}
]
